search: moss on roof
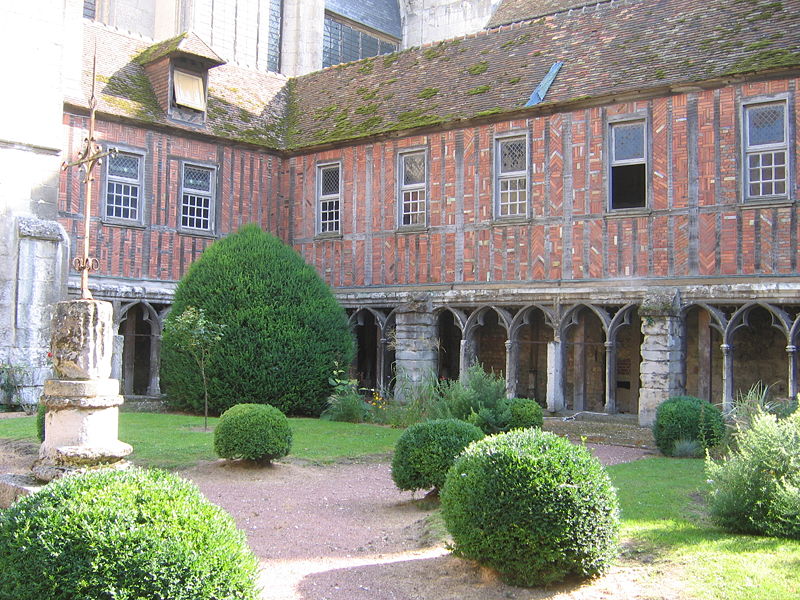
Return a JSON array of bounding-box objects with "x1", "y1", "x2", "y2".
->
[
  {"x1": 133, "y1": 33, "x2": 188, "y2": 65},
  {"x1": 78, "y1": 0, "x2": 800, "y2": 153}
]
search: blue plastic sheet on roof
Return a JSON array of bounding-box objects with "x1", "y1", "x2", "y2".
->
[{"x1": 525, "y1": 61, "x2": 564, "y2": 107}]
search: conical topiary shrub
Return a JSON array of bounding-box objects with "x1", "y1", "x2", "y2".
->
[{"x1": 161, "y1": 224, "x2": 354, "y2": 416}]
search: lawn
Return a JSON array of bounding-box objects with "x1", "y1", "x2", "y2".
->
[
  {"x1": 0, "y1": 413, "x2": 403, "y2": 470},
  {"x1": 1, "y1": 414, "x2": 798, "y2": 599},
  {"x1": 609, "y1": 458, "x2": 800, "y2": 600}
]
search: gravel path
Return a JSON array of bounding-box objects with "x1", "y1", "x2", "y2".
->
[{"x1": 185, "y1": 444, "x2": 658, "y2": 600}]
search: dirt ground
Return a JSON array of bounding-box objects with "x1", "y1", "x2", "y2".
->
[{"x1": 0, "y1": 417, "x2": 680, "y2": 600}]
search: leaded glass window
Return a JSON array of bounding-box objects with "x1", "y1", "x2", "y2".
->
[
  {"x1": 610, "y1": 120, "x2": 646, "y2": 209},
  {"x1": 322, "y1": 13, "x2": 399, "y2": 68},
  {"x1": 318, "y1": 163, "x2": 341, "y2": 234},
  {"x1": 181, "y1": 164, "x2": 215, "y2": 232},
  {"x1": 105, "y1": 151, "x2": 142, "y2": 222},
  {"x1": 267, "y1": 0, "x2": 282, "y2": 72},
  {"x1": 496, "y1": 137, "x2": 528, "y2": 218},
  {"x1": 744, "y1": 101, "x2": 788, "y2": 199},
  {"x1": 399, "y1": 151, "x2": 427, "y2": 227}
]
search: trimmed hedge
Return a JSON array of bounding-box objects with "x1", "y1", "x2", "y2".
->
[
  {"x1": 391, "y1": 419, "x2": 484, "y2": 492},
  {"x1": 441, "y1": 429, "x2": 619, "y2": 587},
  {"x1": 653, "y1": 395, "x2": 725, "y2": 456},
  {"x1": 214, "y1": 403, "x2": 292, "y2": 462},
  {"x1": 706, "y1": 410, "x2": 800, "y2": 539},
  {"x1": 161, "y1": 224, "x2": 354, "y2": 416},
  {"x1": 0, "y1": 468, "x2": 259, "y2": 600}
]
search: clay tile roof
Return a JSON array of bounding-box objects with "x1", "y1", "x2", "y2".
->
[
  {"x1": 487, "y1": 0, "x2": 600, "y2": 28},
  {"x1": 134, "y1": 31, "x2": 226, "y2": 67},
  {"x1": 68, "y1": 22, "x2": 288, "y2": 149},
  {"x1": 287, "y1": 0, "x2": 800, "y2": 149}
]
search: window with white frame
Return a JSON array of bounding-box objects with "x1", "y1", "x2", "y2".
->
[
  {"x1": 609, "y1": 120, "x2": 647, "y2": 209},
  {"x1": 318, "y1": 163, "x2": 341, "y2": 234},
  {"x1": 495, "y1": 136, "x2": 528, "y2": 218},
  {"x1": 173, "y1": 70, "x2": 206, "y2": 112},
  {"x1": 180, "y1": 163, "x2": 215, "y2": 232},
  {"x1": 399, "y1": 151, "x2": 427, "y2": 227},
  {"x1": 105, "y1": 151, "x2": 143, "y2": 222},
  {"x1": 744, "y1": 101, "x2": 788, "y2": 200}
]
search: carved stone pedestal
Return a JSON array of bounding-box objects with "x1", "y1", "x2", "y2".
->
[{"x1": 32, "y1": 299, "x2": 132, "y2": 482}]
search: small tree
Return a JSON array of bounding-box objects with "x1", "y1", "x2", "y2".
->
[{"x1": 164, "y1": 307, "x2": 224, "y2": 430}]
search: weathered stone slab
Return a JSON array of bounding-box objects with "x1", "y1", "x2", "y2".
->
[
  {"x1": 43, "y1": 378, "x2": 120, "y2": 398},
  {"x1": 0, "y1": 473, "x2": 44, "y2": 509},
  {"x1": 50, "y1": 300, "x2": 113, "y2": 380}
]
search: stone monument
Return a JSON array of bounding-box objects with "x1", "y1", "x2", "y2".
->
[{"x1": 32, "y1": 300, "x2": 132, "y2": 481}]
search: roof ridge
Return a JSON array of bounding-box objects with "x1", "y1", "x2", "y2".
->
[{"x1": 487, "y1": 0, "x2": 619, "y2": 30}]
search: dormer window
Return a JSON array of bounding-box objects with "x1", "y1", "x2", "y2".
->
[
  {"x1": 173, "y1": 70, "x2": 206, "y2": 112},
  {"x1": 137, "y1": 32, "x2": 225, "y2": 126}
]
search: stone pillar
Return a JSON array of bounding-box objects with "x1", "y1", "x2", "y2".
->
[
  {"x1": 696, "y1": 309, "x2": 712, "y2": 401},
  {"x1": 720, "y1": 343, "x2": 735, "y2": 415},
  {"x1": 147, "y1": 333, "x2": 161, "y2": 396},
  {"x1": 111, "y1": 333, "x2": 124, "y2": 381},
  {"x1": 573, "y1": 319, "x2": 586, "y2": 411},
  {"x1": 787, "y1": 345, "x2": 798, "y2": 399},
  {"x1": 376, "y1": 336, "x2": 387, "y2": 391},
  {"x1": 504, "y1": 339, "x2": 519, "y2": 398},
  {"x1": 546, "y1": 337, "x2": 566, "y2": 412},
  {"x1": 33, "y1": 299, "x2": 132, "y2": 481},
  {"x1": 638, "y1": 293, "x2": 685, "y2": 426},
  {"x1": 604, "y1": 340, "x2": 617, "y2": 414},
  {"x1": 459, "y1": 337, "x2": 477, "y2": 383},
  {"x1": 393, "y1": 300, "x2": 437, "y2": 402}
]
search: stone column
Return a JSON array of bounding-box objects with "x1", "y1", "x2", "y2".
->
[
  {"x1": 546, "y1": 337, "x2": 566, "y2": 412},
  {"x1": 147, "y1": 333, "x2": 161, "y2": 396},
  {"x1": 393, "y1": 299, "x2": 437, "y2": 402},
  {"x1": 376, "y1": 336, "x2": 388, "y2": 391},
  {"x1": 33, "y1": 299, "x2": 132, "y2": 481},
  {"x1": 638, "y1": 292, "x2": 685, "y2": 426},
  {"x1": 604, "y1": 340, "x2": 617, "y2": 414},
  {"x1": 786, "y1": 345, "x2": 798, "y2": 399},
  {"x1": 459, "y1": 337, "x2": 477, "y2": 383},
  {"x1": 504, "y1": 339, "x2": 519, "y2": 398},
  {"x1": 720, "y1": 343, "x2": 735, "y2": 415}
]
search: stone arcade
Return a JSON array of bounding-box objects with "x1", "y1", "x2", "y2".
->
[{"x1": 2, "y1": 0, "x2": 800, "y2": 427}]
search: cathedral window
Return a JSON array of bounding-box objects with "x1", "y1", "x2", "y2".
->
[
  {"x1": 322, "y1": 13, "x2": 398, "y2": 68},
  {"x1": 609, "y1": 119, "x2": 647, "y2": 210},
  {"x1": 743, "y1": 100, "x2": 788, "y2": 200},
  {"x1": 495, "y1": 135, "x2": 529, "y2": 218},
  {"x1": 398, "y1": 150, "x2": 427, "y2": 227},
  {"x1": 317, "y1": 163, "x2": 341, "y2": 234}
]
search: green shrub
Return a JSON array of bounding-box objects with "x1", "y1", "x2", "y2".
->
[
  {"x1": 507, "y1": 397, "x2": 544, "y2": 430},
  {"x1": 0, "y1": 468, "x2": 259, "y2": 600},
  {"x1": 653, "y1": 395, "x2": 725, "y2": 456},
  {"x1": 671, "y1": 438, "x2": 704, "y2": 458},
  {"x1": 214, "y1": 403, "x2": 292, "y2": 462},
  {"x1": 441, "y1": 429, "x2": 619, "y2": 586},
  {"x1": 321, "y1": 364, "x2": 369, "y2": 423},
  {"x1": 161, "y1": 225, "x2": 354, "y2": 416},
  {"x1": 36, "y1": 401, "x2": 45, "y2": 442},
  {"x1": 391, "y1": 419, "x2": 484, "y2": 492},
  {"x1": 706, "y1": 410, "x2": 800, "y2": 539}
]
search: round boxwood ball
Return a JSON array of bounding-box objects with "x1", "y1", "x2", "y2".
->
[
  {"x1": 0, "y1": 468, "x2": 259, "y2": 600},
  {"x1": 441, "y1": 429, "x2": 620, "y2": 587},
  {"x1": 653, "y1": 395, "x2": 725, "y2": 456},
  {"x1": 507, "y1": 398, "x2": 544, "y2": 430},
  {"x1": 214, "y1": 403, "x2": 292, "y2": 462},
  {"x1": 391, "y1": 418, "x2": 484, "y2": 492}
]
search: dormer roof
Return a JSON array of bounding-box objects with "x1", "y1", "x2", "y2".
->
[{"x1": 135, "y1": 32, "x2": 226, "y2": 69}]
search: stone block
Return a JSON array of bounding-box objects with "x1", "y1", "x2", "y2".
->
[
  {"x1": 50, "y1": 300, "x2": 114, "y2": 380},
  {"x1": 44, "y1": 378, "x2": 120, "y2": 398},
  {"x1": 0, "y1": 473, "x2": 44, "y2": 509}
]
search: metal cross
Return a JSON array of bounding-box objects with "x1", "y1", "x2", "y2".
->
[{"x1": 61, "y1": 53, "x2": 116, "y2": 299}]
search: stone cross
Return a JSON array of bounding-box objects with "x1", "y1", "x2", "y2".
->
[{"x1": 61, "y1": 53, "x2": 116, "y2": 300}]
